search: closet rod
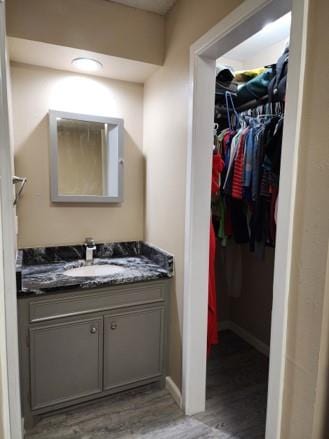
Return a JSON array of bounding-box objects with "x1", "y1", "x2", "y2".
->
[{"x1": 216, "y1": 94, "x2": 270, "y2": 115}]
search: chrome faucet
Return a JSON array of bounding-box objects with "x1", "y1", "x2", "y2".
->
[{"x1": 84, "y1": 238, "x2": 96, "y2": 265}]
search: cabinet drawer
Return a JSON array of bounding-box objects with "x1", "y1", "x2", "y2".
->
[{"x1": 29, "y1": 282, "x2": 166, "y2": 323}]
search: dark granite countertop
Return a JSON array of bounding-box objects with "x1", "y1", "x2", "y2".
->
[{"x1": 17, "y1": 241, "x2": 174, "y2": 296}]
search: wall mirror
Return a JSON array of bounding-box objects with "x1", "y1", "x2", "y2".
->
[{"x1": 49, "y1": 110, "x2": 123, "y2": 203}]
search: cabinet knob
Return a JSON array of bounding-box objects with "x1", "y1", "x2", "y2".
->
[
  {"x1": 111, "y1": 322, "x2": 117, "y2": 330},
  {"x1": 90, "y1": 327, "x2": 97, "y2": 334}
]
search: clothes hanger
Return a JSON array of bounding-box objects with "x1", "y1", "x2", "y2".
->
[{"x1": 225, "y1": 91, "x2": 241, "y2": 131}]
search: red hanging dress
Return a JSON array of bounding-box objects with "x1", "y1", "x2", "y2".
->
[{"x1": 208, "y1": 152, "x2": 224, "y2": 354}]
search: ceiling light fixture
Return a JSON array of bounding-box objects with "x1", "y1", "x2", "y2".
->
[
  {"x1": 262, "y1": 21, "x2": 274, "y2": 31},
  {"x1": 71, "y1": 57, "x2": 103, "y2": 72}
]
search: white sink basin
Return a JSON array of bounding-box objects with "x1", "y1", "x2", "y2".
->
[{"x1": 64, "y1": 264, "x2": 125, "y2": 277}]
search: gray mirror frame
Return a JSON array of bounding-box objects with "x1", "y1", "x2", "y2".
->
[{"x1": 48, "y1": 110, "x2": 124, "y2": 203}]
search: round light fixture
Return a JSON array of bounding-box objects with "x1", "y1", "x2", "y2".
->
[
  {"x1": 262, "y1": 21, "x2": 274, "y2": 31},
  {"x1": 71, "y1": 57, "x2": 103, "y2": 72}
]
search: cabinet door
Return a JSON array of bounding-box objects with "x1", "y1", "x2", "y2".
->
[
  {"x1": 104, "y1": 307, "x2": 164, "y2": 390},
  {"x1": 30, "y1": 317, "x2": 103, "y2": 410}
]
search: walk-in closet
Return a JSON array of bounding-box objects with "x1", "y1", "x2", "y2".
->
[{"x1": 206, "y1": 11, "x2": 291, "y2": 438}]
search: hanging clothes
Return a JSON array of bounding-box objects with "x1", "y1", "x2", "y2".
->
[
  {"x1": 214, "y1": 100, "x2": 284, "y2": 253},
  {"x1": 232, "y1": 128, "x2": 248, "y2": 199},
  {"x1": 208, "y1": 151, "x2": 224, "y2": 355},
  {"x1": 211, "y1": 152, "x2": 224, "y2": 194},
  {"x1": 208, "y1": 221, "x2": 218, "y2": 354}
]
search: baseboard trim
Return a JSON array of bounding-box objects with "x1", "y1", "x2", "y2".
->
[
  {"x1": 219, "y1": 320, "x2": 270, "y2": 357},
  {"x1": 165, "y1": 376, "x2": 183, "y2": 408}
]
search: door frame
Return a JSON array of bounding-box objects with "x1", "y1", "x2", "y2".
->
[
  {"x1": 182, "y1": 0, "x2": 309, "y2": 438},
  {"x1": 0, "y1": 0, "x2": 23, "y2": 438}
]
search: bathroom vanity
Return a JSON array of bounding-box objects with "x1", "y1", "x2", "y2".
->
[{"x1": 17, "y1": 242, "x2": 173, "y2": 428}]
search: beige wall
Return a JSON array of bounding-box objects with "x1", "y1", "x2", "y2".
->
[
  {"x1": 144, "y1": 0, "x2": 329, "y2": 436},
  {"x1": 11, "y1": 63, "x2": 145, "y2": 248},
  {"x1": 143, "y1": 0, "x2": 242, "y2": 389},
  {"x1": 0, "y1": 354, "x2": 7, "y2": 439},
  {"x1": 312, "y1": 242, "x2": 329, "y2": 438},
  {"x1": 281, "y1": 0, "x2": 329, "y2": 437},
  {"x1": 217, "y1": 245, "x2": 274, "y2": 346},
  {"x1": 6, "y1": 0, "x2": 164, "y2": 66},
  {"x1": 0, "y1": 368, "x2": 3, "y2": 439}
]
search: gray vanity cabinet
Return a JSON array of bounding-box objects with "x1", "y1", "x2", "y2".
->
[
  {"x1": 104, "y1": 307, "x2": 164, "y2": 390},
  {"x1": 18, "y1": 280, "x2": 169, "y2": 428},
  {"x1": 30, "y1": 317, "x2": 103, "y2": 411}
]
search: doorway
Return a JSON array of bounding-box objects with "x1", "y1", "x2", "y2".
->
[
  {"x1": 182, "y1": 0, "x2": 309, "y2": 438},
  {"x1": 208, "y1": 11, "x2": 292, "y2": 435}
]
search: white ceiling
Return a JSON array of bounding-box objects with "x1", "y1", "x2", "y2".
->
[
  {"x1": 8, "y1": 37, "x2": 159, "y2": 83},
  {"x1": 108, "y1": 0, "x2": 176, "y2": 15},
  {"x1": 222, "y1": 12, "x2": 291, "y2": 62}
]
